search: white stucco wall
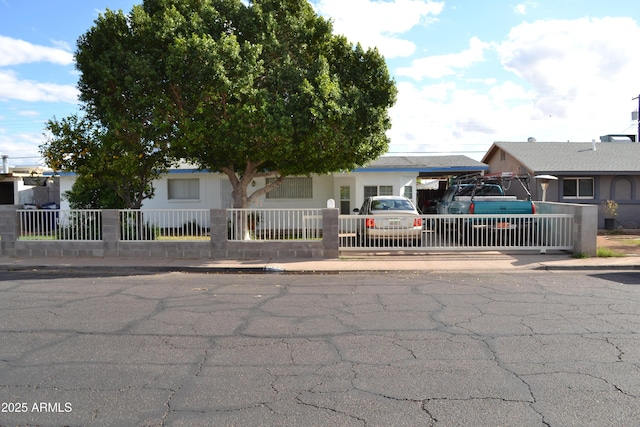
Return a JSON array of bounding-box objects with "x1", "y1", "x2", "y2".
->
[
  {"x1": 143, "y1": 170, "x2": 222, "y2": 209},
  {"x1": 340, "y1": 172, "x2": 417, "y2": 210},
  {"x1": 59, "y1": 176, "x2": 73, "y2": 210},
  {"x1": 58, "y1": 170, "x2": 417, "y2": 211}
]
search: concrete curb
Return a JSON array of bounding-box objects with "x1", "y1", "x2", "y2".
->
[{"x1": 1, "y1": 262, "x2": 638, "y2": 275}]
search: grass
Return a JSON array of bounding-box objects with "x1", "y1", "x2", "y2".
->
[
  {"x1": 596, "y1": 247, "x2": 626, "y2": 257},
  {"x1": 156, "y1": 235, "x2": 210, "y2": 241},
  {"x1": 19, "y1": 235, "x2": 211, "y2": 241},
  {"x1": 620, "y1": 238, "x2": 640, "y2": 247},
  {"x1": 18, "y1": 235, "x2": 56, "y2": 241}
]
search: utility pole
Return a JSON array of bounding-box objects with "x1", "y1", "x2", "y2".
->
[{"x1": 634, "y1": 94, "x2": 640, "y2": 143}]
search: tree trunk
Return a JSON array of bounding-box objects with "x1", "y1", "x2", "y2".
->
[
  {"x1": 224, "y1": 170, "x2": 252, "y2": 239},
  {"x1": 222, "y1": 163, "x2": 287, "y2": 240}
]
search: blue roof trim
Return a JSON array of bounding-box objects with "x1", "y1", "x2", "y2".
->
[{"x1": 352, "y1": 165, "x2": 488, "y2": 173}]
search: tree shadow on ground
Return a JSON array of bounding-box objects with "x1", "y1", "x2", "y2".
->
[{"x1": 590, "y1": 272, "x2": 640, "y2": 285}]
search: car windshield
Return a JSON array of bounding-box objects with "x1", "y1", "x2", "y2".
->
[{"x1": 370, "y1": 199, "x2": 414, "y2": 211}]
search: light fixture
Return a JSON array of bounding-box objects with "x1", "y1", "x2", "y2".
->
[{"x1": 534, "y1": 175, "x2": 558, "y2": 202}]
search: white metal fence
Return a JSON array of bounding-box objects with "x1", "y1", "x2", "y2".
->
[
  {"x1": 227, "y1": 208, "x2": 323, "y2": 241},
  {"x1": 339, "y1": 214, "x2": 574, "y2": 251},
  {"x1": 119, "y1": 209, "x2": 210, "y2": 241},
  {"x1": 18, "y1": 209, "x2": 102, "y2": 241},
  {"x1": 16, "y1": 209, "x2": 574, "y2": 251}
]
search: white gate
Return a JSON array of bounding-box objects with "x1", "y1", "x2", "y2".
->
[{"x1": 339, "y1": 214, "x2": 574, "y2": 252}]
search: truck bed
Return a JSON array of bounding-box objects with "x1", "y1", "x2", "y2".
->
[{"x1": 470, "y1": 200, "x2": 535, "y2": 215}]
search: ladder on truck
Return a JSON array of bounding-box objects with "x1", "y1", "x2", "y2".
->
[{"x1": 449, "y1": 172, "x2": 533, "y2": 201}]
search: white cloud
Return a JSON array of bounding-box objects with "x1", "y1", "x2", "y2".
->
[
  {"x1": 497, "y1": 17, "x2": 640, "y2": 123},
  {"x1": 0, "y1": 35, "x2": 74, "y2": 67},
  {"x1": 0, "y1": 70, "x2": 78, "y2": 103},
  {"x1": 50, "y1": 39, "x2": 73, "y2": 52},
  {"x1": 514, "y1": 1, "x2": 537, "y2": 15},
  {"x1": 0, "y1": 131, "x2": 46, "y2": 165},
  {"x1": 388, "y1": 80, "x2": 538, "y2": 156},
  {"x1": 313, "y1": 0, "x2": 444, "y2": 58},
  {"x1": 18, "y1": 110, "x2": 41, "y2": 117},
  {"x1": 395, "y1": 37, "x2": 491, "y2": 80},
  {"x1": 387, "y1": 16, "x2": 640, "y2": 157}
]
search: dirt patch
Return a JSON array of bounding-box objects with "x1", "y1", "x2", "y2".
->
[{"x1": 597, "y1": 231, "x2": 640, "y2": 256}]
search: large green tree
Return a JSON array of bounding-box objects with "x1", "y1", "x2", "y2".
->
[
  {"x1": 43, "y1": 0, "x2": 397, "y2": 209},
  {"x1": 164, "y1": 0, "x2": 397, "y2": 207}
]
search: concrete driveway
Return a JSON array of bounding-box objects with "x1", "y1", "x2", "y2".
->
[{"x1": 1, "y1": 269, "x2": 639, "y2": 426}]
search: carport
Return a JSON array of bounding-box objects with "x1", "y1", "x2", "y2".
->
[{"x1": 355, "y1": 155, "x2": 488, "y2": 213}]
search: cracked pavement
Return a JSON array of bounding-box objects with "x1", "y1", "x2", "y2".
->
[{"x1": 1, "y1": 269, "x2": 640, "y2": 426}]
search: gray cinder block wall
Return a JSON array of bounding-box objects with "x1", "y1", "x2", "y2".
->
[
  {"x1": 2, "y1": 208, "x2": 340, "y2": 260},
  {"x1": 1, "y1": 206, "x2": 596, "y2": 258}
]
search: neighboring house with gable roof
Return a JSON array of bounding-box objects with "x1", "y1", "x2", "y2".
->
[
  {"x1": 58, "y1": 155, "x2": 488, "y2": 214},
  {"x1": 482, "y1": 139, "x2": 640, "y2": 228}
]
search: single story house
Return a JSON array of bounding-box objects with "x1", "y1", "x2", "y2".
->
[
  {"x1": 58, "y1": 155, "x2": 488, "y2": 214},
  {"x1": 482, "y1": 139, "x2": 640, "y2": 228}
]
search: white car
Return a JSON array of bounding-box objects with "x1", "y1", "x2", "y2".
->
[{"x1": 354, "y1": 196, "x2": 423, "y2": 243}]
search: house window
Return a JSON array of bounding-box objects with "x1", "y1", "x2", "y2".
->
[
  {"x1": 379, "y1": 185, "x2": 393, "y2": 196},
  {"x1": 168, "y1": 178, "x2": 200, "y2": 200},
  {"x1": 403, "y1": 185, "x2": 413, "y2": 199},
  {"x1": 563, "y1": 177, "x2": 594, "y2": 199},
  {"x1": 364, "y1": 185, "x2": 394, "y2": 198},
  {"x1": 364, "y1": 186, "x2": 378, "y2": 198},
  {"x1": 266, "y1": 177, "x2": 312, "y2": 199}
]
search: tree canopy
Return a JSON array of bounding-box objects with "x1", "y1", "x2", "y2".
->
[
  {"x1": 42, "y1": 114, "x2": 170, "y2": 209},
  {"x1": 42, "y1": 0, "x2": 397, "y2": 208}
]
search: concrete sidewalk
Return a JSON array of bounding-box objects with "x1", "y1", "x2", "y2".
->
[{"x1": 1, "y1": 251, "x2": 639, "y2": 273}]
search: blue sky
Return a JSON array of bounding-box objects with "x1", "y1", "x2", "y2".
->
[{"x1": 1, "y1": 0, "x2": 640, "y2": 166}]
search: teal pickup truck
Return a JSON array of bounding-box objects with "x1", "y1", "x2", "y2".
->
[
  {"x1": 436, "y1": 183, "x2": 536, "y2": 215},
  {"x1": 436, "y1": 176, "x2": 536, "y2": 244}
]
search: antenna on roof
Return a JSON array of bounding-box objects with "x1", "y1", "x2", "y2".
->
[{"x1": 633, "y1": 94, "x2": 640, "y2": 143}]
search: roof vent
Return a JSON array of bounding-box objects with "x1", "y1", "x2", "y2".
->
[
  {"x1": 527, "y1": 137, "x2": 536, "y2": 143},
  {"x1": 600, "y1": 134, "x2": 634, "y2": 142}
]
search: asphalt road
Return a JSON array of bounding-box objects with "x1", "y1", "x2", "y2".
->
[{"x1": 1, "y1": 269, "x2": 640, "y2": 426}]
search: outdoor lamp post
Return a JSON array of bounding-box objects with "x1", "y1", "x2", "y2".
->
[{"x1": 534, "y1": 175, "x2": 558, "y2": 202}]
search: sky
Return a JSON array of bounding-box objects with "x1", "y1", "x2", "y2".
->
[{"x1": 1, "y1": 0, "x2": 640, "y2": 167}]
